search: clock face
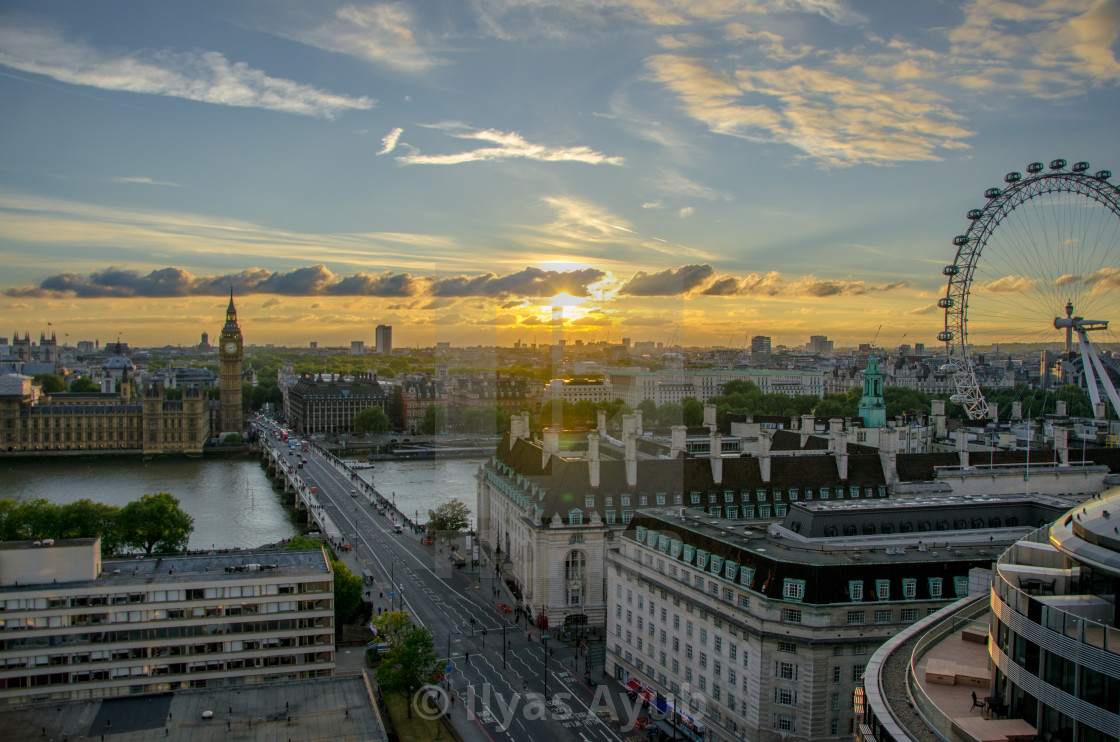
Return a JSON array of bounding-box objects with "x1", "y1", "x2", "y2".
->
[{"x1": 224, "y1": 342, "x2": 237, "y2": 354}]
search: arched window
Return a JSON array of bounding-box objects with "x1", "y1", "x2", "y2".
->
[{"x1": 565, "y1": 550, "x2": 586, "y2": 580}]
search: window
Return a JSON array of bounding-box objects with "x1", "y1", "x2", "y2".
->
[
  {"x1": 847, "y1": 610, "x2": 865, "y2": 625},
  {"x1": 759, "y1": 504, "x2": 771, "y2": 518},
  {"x1": 686, "y1": 644, "x2": 693, "y2": 659},
  {"x1": 789, "y1": 488, "x2": 799, "y2": 501},
  {"x1": 876, "y1": 580, "x2": 890, "y2": 600},
  {"x1": 569, "y1": 508, "x2": 583, "y2": 525},
  {"x1": 928, "y1": 577, "x2": 943, "y2": 599},
  {"x1": 853, "y1": 664, "x2": 865, "y2": 682},
  {"x1": 639, "y1": 495, "x2": 648, "y2": 506},
  {"x1": 700, "y1": 628, "x2": 708, "y2": 645},
  {"x1": 819, "y1": 487, "x2": 829, "y2": 499},
  {"x1": 622, "y1": 495, "x2": 631, "y2": 506},
  {"x1": 779, "y1": 662, "x2": 794, "y2": 679},
  {"x1": 656, "y1": 493, "x2": 666, "y2": 505},
  {"x1": 903, "y1": 578, "x2": 917, "y2": 599},
  {"x1": 713, "y1": 636, "x2": 722, "y2": 653},
  {"x1": 708, "y1": 492, "x2": 717, "y2": 504},
  {"x1": 726, "y1": 506, "x2": 738, "y2": 519},
  {"x1": 776, "y1": 688, "x2": 794, "y2": 705},
  {"x1": 874, "y1": 609, "x2": 892, "y2": 624},
  {"x1": 901, "y1": 608, "x2": 918, "y2": 622},
  {"x1": 605, "y1": 496, "x2": 613, "y2": 507},
  {"x1": 724, "y1": 490, "x2": 734, "y2": 503},
  {"x1": 729, "y1": 644, "x2": 737, "y2": 661},
  {"x1": 690, "y1": 492, "x2": 700, "y2": 504},
  {"x1": 783, "y1": 579, "x2": 805, "y2": 601},
  {"x1": 954, "y1": 575, "x2": 969, "y2": 597},
  {"x1": 832, "y1": 667, "x2": 842, "y2": 683},
  {"x1": 584, "y1": 496, "x2": 595, "y2": 508},
  {"x1": 673, "y1": 494, "x2": 683, "y2": 505},
  {"x1": 778, "y1": 641, "x2": 796, "y2": 653},
  {"x1": 605, "y1": 511, "x2": 616, "y2": 525},
  {"x1": 782, "y1": 608, "x2": 802, "y2": 624},
  {"x1": 777, "y1": 715, "x2": 794, "y2": 732},
  {"x1": 738, "y1": 595, "x2": 750, "y2": 610},
  {"x1": 849, "y1": 581, "x2": 863, "y2": 601},
  {"x1": 699, "y1": 652, "x2": 707, "y2": 668},
  {"x1": 673, "y1": 615, "x2": 680, "y2": 630},
  {"x1": 672, "y1": 637, "x2": 679, "y2": 651},
  {"x1": 723, "y1": 587, "x2": 734, "y2": 602}
]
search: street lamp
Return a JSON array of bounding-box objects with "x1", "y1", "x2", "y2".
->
[{"x1": 541, "y1": 634, "x2": 550, "y2": 696}]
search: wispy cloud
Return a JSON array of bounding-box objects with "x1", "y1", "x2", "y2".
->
[
  {"x1": 429, "y1": 266, "x2": 607, "y2": 298},
  {"x1": 377, "y1": 127, "x2": 404, "y2": 155},
  {"x1": 283, "y1": 3, "x2": 444, "y2": 72},
  {"x1": 110, "y1": 176, "x2": 181, "y2": 187},
  {"x1": 0, "y1": 17, "x2": 373, "y2": 118},
  {"x1": 398, "y1": 124, "x2": 625, "y2": 166},
  {"x1": 645, "y1": 53, "x2": 973, "y2": 167}
]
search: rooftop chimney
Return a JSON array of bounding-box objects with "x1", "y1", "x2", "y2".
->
[
  {"x1": 709, "y1": 432, "x2": 723, "y2": 485},
  {"x1": 635, "y1": 409, "x2": 644, "y2": 436},
  {"x1": 622, "y1": 414, "x2": 637, "y2": 437},
  {"x1": 878, "y1": 427, "x2": 898, "y2": 484},
  {"x1": 509, "y1": 413, "x2": 529, "y2": 449},
  {"x1": 1055, "y1": 400, "x2": 1067, "y2": 417},
  {"x1": 800, "y1": 414, "x2": 815, "y2": 446},
  {"x1": 836, "y1": 431, "x2": 849, "y2": 481},
  {"x1": 758, "y1": 430, "x2": 772, "y2": 483},
  {"x1": 588, "y1": 432, "x2": 601, "y2": 487},
  {"x1": 597, "y1": 408, "x2": 607, "y2": 436},
  {"x1": 988, "y1": 403, "x2": 999, "y2": 423},
  {"x1": 704, "y1": 404, "x2": 717, "y2": 432},
  {"x1": 1054, "y1": 426, "x2": 1070, "y2": 466},
  {"x1": 625, "y1": 433, "x2": 637, "y2": 488},
  {"x1": 1011, "y1": 401, "x2": 1023, "y2": 420},
  {"x1": 543, "y1": 427, "x2": 560, "y2": 469},
  {"x1": 670, "y1": 425, "x2": 687, "y2": 458},
  {"x1": 957, "y1": 430, "x2": 970, "y2": 469}
]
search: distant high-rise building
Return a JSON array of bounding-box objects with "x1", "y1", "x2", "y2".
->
[
  {"x1": 309, "y1": 341, "x2": 317, "y2": 350},
  {"x1": 913, "y1": 342, "x2": 926, "y2": 356},
  {"x1": 807, "y1": 334, "x2": 834, "y2": 354},
  {"x1": 375, "y1": 324, "x2": 392, "y2": 355},
  {"x1": 350, "y1": 340, "x2": 365, "y2": 355},
  {"x1": 750, "y1": 335, "x2": 771, "y2": 361}
]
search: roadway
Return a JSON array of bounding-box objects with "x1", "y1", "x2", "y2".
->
[{"x1": 253, "y1": 420, "x2": 642, "y2": 742}]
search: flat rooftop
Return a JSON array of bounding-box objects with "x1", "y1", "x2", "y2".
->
[{"x1": 5, "y1": 673, "x2": 387, "y2": 742}]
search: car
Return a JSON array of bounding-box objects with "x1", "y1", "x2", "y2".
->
[
  {"x1": 350, "y1": 489, "x2": 358, "y2": 497},
  {"x1": 393, "y1": 524, "x2": 403, "y2": 534},
  {"x1": 341, "y1": 544, "x2": 352, "y2": 551}
]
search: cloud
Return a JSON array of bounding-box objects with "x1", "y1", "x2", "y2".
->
[
  {"x1": 620, "y1": 264, "x2": 714, "y2": 295},
  {"x1": 377, "y1": 127, "x2": 404, "y2": 155},
  {"x1": 397, "y1": 124, "x2": 625, "y2": 166},
  {"x1": 0, "y1": 18, "x2": 373, "y2": 118},
  {"x1": 1055, "y1": 267, "x2": 1120, "y2": 292},
  {"x1": 261, "y1": 297, "x2": 281, "y2": 308},
  {"x1": 907, "y1": 303, "x2": 940, "y2": 316},
  {"x1": 110, "y1": 176, "x2": 181, "y2": 187},
  {"x1": 701, "y1": 276, "x2": 742, "y2": 296},
  {"x1": 430, "y1": 266, "x2": 607, "y2": 298},
  {"x1": 974, "y1": 276, "x2": 1034, "y2": 293},
  {"x1": 679, "y1": 206, "x2": 694, "y2": 217},
  {"x1": 645, "y1": 53, "x2": 974, "y2": 167},
  {"x1": 6, "y1": 265, "x2": 421, "y2": 298},
  {"x1": 283, "y1": 3, "x2": 444, "y2": 72},
  {"x1": 642, "y1": 201, "x2": 664, "y2": 209}
]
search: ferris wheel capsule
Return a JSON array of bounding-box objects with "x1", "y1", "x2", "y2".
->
[
  {"x1": 943, "y1": 264, "x2": 960, "y2": 276},
  {"x1": 938, "y1": 297, "x2": 953, "y2": 308},
  {"x1": 1026, "y1": 162, "x2": 1044, "y2": 173},
  {"x1": 985, "y1": 187, "x2": 1002, "y2": 199},
  {"x1": 1097, "y1": 170, "x2": 1112, "y2": 180},
  {"x1": 939, "y1": 363, "x2": 958, "y2": 373},
  {"x1": 937, "y1": 331, "x2": 953, "y2": 342},
  {"x1": 967, "y1": 209, "x2": 984, "y2": 220},
  {"x1": 1005, "y1": 172, "x2": 1022, "y2": 183},
  {"x1": 953, "y1": 235, "x2": 969, "y2": 246},
  {"x1": 1072, "y1": 161, "x2": 1090, "y2": 173},
  {"x1": 950, "y1": 394, "x2": 967, "y2": 404},
  {"x1": 1049, "y1": 159, "x2": 1068, "y2": 170}
]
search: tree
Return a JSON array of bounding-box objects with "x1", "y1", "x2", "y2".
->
[
  {"x1": 375, "y1": 622, "x2": 439, "y2": 718},
  {"x1": 656, "y1": 401, "x2": 683, "y2": 426},
  {"x1": 331, "y1": 559, "x2": 365, "y2": 626},
  {"x1": 285, "y1": 534, "x2": 323, "y2": 552},
  {"x1": 117, "y1": 492, "x2": 194, "y2": 554},
  {"x1": 427, "y1": 498, "x2": 471, "y2": 533},
  {"x1": 419, "y1": 403, "x2": 447, "y2": 435},
  {"x1": 68, "y1": 377, "x2": 100, "y2": 393},
  {"x1": 58, "y1": 499, "x2": 123, "y2": 553},
  {"x1": 636, "y1": 399, "x2": 658, "y2": 423},
  {"x1": 353, "y1": 406, "x2": 391, "y2": 435},
  {"x1": 681, "y1": 397, "x2": 704, "y2": 427},
  {"x1": 371, "y1": 610, "x2": 415, "y2": 649},
  {"x1": 462, "y1": 405, "x2": 510, "y2": 435},
  {"x1": 33, "y1": 373, "x2": 66, "y2": 393},
  {"x1": 220, "y1": 432, "x2": 242, "y2": 444}
]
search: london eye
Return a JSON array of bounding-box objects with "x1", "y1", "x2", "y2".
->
[{"x1": 939, "y1": 159, "x2": 1120, "y2": 420}]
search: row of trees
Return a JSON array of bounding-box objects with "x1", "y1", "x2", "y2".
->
[{"x1": 0, "y1": 493, "x2": 194, "y2": 554}]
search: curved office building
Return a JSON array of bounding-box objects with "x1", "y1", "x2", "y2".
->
[
  {"x1": 991, "y1": 487, "x2": 1120, "y2": 741},
  {"x1": 859, "y1": 486, "x2": 1120, "y2": 742}
]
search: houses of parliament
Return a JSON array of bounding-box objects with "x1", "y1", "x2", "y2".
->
[{"x1": 0, "y1": 296, "x2": 244, "y2": 456}]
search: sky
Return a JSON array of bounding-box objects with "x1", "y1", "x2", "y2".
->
[{"x1": 1, "y1": 0, "x2": 1119, "y2": 351}]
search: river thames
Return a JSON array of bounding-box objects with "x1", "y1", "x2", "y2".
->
[{"x1": 0, "y1": 455, "x2": 484, "y2": 549}]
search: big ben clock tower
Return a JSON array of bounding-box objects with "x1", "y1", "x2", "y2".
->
[{"x1": 219, "y1": 290, "x2": 244, "y2": 434}]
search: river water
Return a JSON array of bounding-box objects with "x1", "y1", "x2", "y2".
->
[{"x1": 0, "y1": 455, "x2": 484, "y2": 549}]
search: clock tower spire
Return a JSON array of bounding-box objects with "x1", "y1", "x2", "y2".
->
[{"x1": 219, "y1": 288, "x2": 244, "y2": 436}]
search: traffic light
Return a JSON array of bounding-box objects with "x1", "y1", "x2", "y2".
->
[{"x1": 482, "y1": 629, "x2": 487, "y2": 636}]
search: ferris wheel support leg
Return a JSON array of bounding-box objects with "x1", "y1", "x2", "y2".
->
[
  {"x1": 1079, "y1": 331, "x2": 1120, "y2": 419},
  {"x1": 1077, "y1": 331, "x2": 1103, "y2": 409}
]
